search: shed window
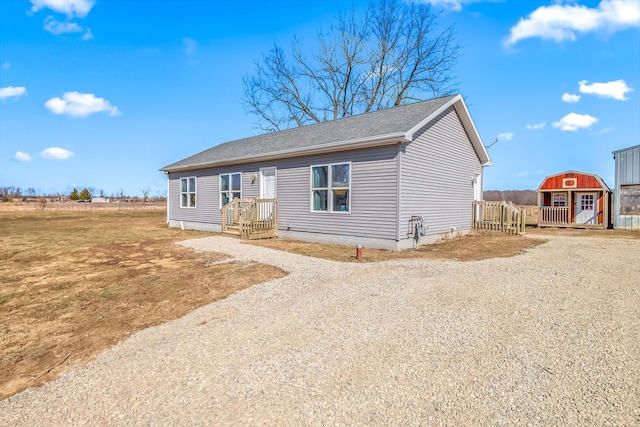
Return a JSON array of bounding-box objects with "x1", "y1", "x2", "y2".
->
[
  {"x1": 220, "y1": 173, "x2": 241, "y2": 207},
  {"x1": 180, "y1": 177, "x2": 196, "y2": 208},
  {"x1": 311, "y1": 163, "x2": 350, "y2": 213},
  {"x1": 552, "y1": 193, "x2": 567, "y2": 207}
]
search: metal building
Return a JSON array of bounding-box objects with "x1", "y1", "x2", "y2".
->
[{"x1": 612, "y1": 145, "x2": 640, "y2": 229}]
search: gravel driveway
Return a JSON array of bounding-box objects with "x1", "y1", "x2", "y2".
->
[{"x1": 2, "y1": 234, "x2": 639, "y2": 426}]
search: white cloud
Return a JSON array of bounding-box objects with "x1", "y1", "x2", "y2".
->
[
  {"x1": 516, "y1": 171, "x2": 528, "y2": 177},
  {"x1": 562, "y1": 93, "x2": 581, "y2": 103},
  {"x1": 498, "y1": 132, "x2": 514, "y2": 141},
  {"x1": 41, "y1": 147, "x2": 74, "y2": 160},
  {"x1": 183, "y1": 37, "x2": 198, "y2": 55},
  {"x1": 415, "y1": 0, "x2": 498, "y2": 11},
  {"x1": 0, "y1": 86, "x2": 27, "y2": 99},
  {"x1": 1, "y1": 62, "x2": 9, "y2": 70},
  {"x1": 30, "y1": 0, "x2": 95, "y2": 18},
  {"x1": 44, "y1": 17, "x2": 82, "y2": 35},
  {"x1": 579, "y1": 79, "x2": 633, "y2": 100},
  {"x1": 526, "y1": 122, "x2": 546, "y2": 130},
  {"x1": 82, "y1": 28, "x2": 93, "y2": 40},
  {"x1": 504, "y1": 0, "x2": 640, "y2": 47},
  {"x1": 598, "y1": 126, "x2": 614, "y2": 134},
  {"x1": 552, "y1": 113, "x2": 598, "y2": 131},
  {"x1": 45, "y1": 92, "x2": 121, "y2": 117},
  {"x1": 15, "y1": 151, "x2": 32, "y2": 162}
]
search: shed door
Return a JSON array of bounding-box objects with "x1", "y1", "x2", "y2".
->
[{"x1": 575, "y1": 193, "x2": 596, "y2": 224}]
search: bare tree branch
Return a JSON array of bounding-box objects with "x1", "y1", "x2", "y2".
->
[{"x1": 243, "y1": 0, "x2": 459, "y2": 132}]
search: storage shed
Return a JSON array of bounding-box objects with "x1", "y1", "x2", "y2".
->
[
  {"x1": 613, "y1": 145, "x2": 640, "y2": 229},
  {"x1": 537, "y1": 171, "x2": 612, "y2": 228}
]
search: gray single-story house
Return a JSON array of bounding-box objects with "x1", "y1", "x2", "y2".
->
[
  {"x1": 612, "y1": 144, "x2": 640, "y2": 229},
  {"x1": 161, "y1": 94, "x2": 492, "y2": 250}
]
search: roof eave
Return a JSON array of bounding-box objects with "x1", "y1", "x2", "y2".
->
[{"x1": 161, "y1": 132, "x2": 409, "y2": 173}]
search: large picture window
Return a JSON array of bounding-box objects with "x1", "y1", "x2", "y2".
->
[
  {"x1": 311, "y1": 163, "x2": 350, "y2": 213},
  {"x1": 180, "y1": 177, "x2": 196, "y2": 208},
  {"x1": 220, "y1": 173, "x2": 241, "y2": 207}
]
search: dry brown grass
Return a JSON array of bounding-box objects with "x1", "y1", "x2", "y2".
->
[
  {"x1": 245, "y1": 230, "x2": 548, "y2": 263},
  {"x1": 0, "y1": 206, "x2": 286, "y2": 400}
]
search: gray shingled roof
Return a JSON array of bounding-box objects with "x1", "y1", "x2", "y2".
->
[{"x1": 162, "y1": 95, "x2": 458, "y2": 172}]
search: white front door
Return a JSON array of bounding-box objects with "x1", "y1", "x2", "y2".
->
[
  {"x1": 259, "y1": 167, "x2": 276, "y2": 220},
  {"x1": 575, "y1": 193, "x2": 596, "y2": 224},
  {"x1": 260, "y1": 167, "x2": 276, "y2": 199}
]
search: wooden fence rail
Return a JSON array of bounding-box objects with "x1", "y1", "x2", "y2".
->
[
  {"x1": 539, "y1": 206, "x2": 569, "y2": 225},
  {"x1": 472, "y1": 201, "x2": 526, "y2": 235}
]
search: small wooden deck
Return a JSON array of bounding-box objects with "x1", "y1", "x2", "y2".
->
[
  {"x1": 472, "y1": 201, "x2": 526, "y2": 235},
  {"x1": 538, "y1": 206, "x2": 607, "y2": 229},
  {"x1": 221, "y1": 198, "x2": 278, "y2": 239}
]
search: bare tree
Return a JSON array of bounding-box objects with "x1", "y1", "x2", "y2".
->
[
  {"x1": 243, "y1": 0, "x2": 459, "y2": 132},
  {"x1": 140, "y1": 187, "x2": 151, "y2": 202}
]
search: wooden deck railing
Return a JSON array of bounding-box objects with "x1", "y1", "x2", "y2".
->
[
  {"x1": 221, "y1": 198, "x2": 278, "y2": 239},
  {"x1": 472, "y1": 201, "x2": 526, "y2": 235},
  {"x1": 539, "y1": 206, "x2": 569, "y2": 225}
]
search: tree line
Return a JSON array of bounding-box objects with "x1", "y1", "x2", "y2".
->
[
  {"x1": 484, "y1": 190, "x2": 537, "y2": 206},
  {"x1": 0, "y1": 186, "x2": 166, "y2": 202}
]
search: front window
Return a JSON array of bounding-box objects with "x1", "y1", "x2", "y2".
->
[
  {"x1": 552, "y1": 193, "x2": 567, "y2": 207},
  {"x1": 220, "y1": 173, "x2": 241, "y2": 207},
  {"x1": 311, "y1": 163, "x2": 350, "y2": 213},
  {"x1": 180, "y1": 177, "x2": 196, "y2": 208}
]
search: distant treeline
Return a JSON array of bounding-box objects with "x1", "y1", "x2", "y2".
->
[
  {"x1": 0, "y1": 186, "x2": 166, "y2": 202},
  {"x1": 484, "y1": 190, "x2": 537, "y2": 206}
]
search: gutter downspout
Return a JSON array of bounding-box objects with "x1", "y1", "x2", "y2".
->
[
  {"x1": 396, "y1": 143, "x2": 403, "y2": 246},
  {"x1": 163, "y1": 171, "x2": 169, "y2": 224}
]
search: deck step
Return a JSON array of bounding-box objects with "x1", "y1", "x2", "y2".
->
[{"x1": 223, "y1": 224, "x2": 241, "y2": 236}]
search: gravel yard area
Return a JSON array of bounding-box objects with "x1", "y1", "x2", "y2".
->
[{"x1": 2, "y1": 234, "x2": 639, "y2": 426}]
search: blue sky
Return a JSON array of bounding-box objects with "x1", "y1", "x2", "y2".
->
[{"x1": 1, "y1": 0, "x2": 638, "y2": 197}]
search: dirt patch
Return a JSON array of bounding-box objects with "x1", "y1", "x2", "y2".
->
[
  {"x1": 245, "y1": 230, "x2": 547, "y2": 263},
  {"x1": 0, "y1": 208, "x2": 286, "y2": 400}
]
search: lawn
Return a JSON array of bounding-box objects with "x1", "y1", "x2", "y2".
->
[
  {"x1": 0, "y1": 206, "x2": 286, "y2": 400},
  {"x1": 6, "y1": 204, "x2": 611, "y2": 401},
  {"x1": 246, "y1": 230, "x2": 548, "y2": 262}
]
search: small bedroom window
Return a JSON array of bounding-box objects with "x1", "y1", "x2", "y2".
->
[
  {"x1": 220, "y1": 173, "x2": 241, "y2": 207},
  {"x1": 180, "y1": 177, "x2": 196, "y2": 208}
]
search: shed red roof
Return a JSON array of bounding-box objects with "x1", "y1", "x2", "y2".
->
[{"x1": 537, "y1": 171, "x2": 611, "y2": 191}]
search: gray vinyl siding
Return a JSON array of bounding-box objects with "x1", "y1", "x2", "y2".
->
[
  {"x1": 399, "y1": 106, "x2": 481, "y2": 239},
  {"x1": 168, "y1": 145, "x2": 399, "y2": 241},
  {"x1": 168, "y1": 166, "x2": 260, "y2": 227},
  {"x1": 273, "y1": 146, "x2": 398, "y2": 240}
]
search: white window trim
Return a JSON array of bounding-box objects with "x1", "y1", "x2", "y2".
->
[
  {"x1": 552, "y1": 192, "x2": 567, "y2": 207},
  {"x1": 309, "y1": 161, "x2": 351, "y2": 214},
  {"x1": 180, "y1": 176, "x2": 197, "y2": 209},
  {"x1": 220, "y1": 172, "x2": 242, "y2": 208}
]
